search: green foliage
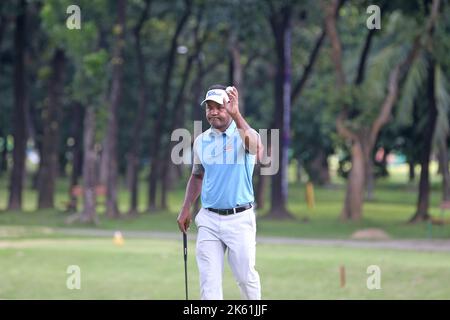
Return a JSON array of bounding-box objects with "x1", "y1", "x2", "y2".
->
[
  {"x1": 71, "y1": 50, "x2": 108, "y2": 105},
  {"x1": 40, "y1": 0, "x2": 103, "y2": 54},
  {"x1": 36, "y1": 65, "x2": 52, "y2": 81},
  {"x1": 397, "y1": 53, "x2": 428, "y2": 125},
  {"x1": 291, "y1": 81, "x2": 335, "y2": 179},
  {"x1": 1, "y1": 0, "x2": 449, "y2": 220},
  {"x1": 433, "y1": 64, "x2": 450, "y2": 146}
]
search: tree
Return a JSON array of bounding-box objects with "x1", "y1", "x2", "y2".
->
[
  {"x1": 76, "y1": 49, "x2": 109, "y2": 223},
  {"x1": 409, "y1": 57, "x2": 438, "y2": 222},
  {"x1": 41, "y1": 0, "x2": 110, "y2": 223},
  {"x1": 127, "y1": 0, "x2": 152, "y2": 216},
  {"x1": 266, "y1": 0, "x2": 293, "y2": 219},
  {"x1": 8, "y1": 0, "x2": 28, "y2": 211},
  {"x1": 433, "y1": 20, "x2": 450, "y2": 203},
  {"x1": 289, "y1": 2, "x2": 344, "y2": 187},
  {"x1": 103, "y1": 0, "x2": 127, "y2": 218},
  {"x1": 406, "y1": 58, "x2": 450, "y2": 221},
  {"x1": 160, "y1": 4, "x2": 206, "y2": 209},
  {"x1": 66, "y1": 102, "x2": 84, "y2": 211},
  {"x1": 37, "y1": 48, "x2": 66, "y2": 209},
  {"x1": 292, "y1": 99, "x2": 334, "y2": 186},
  {"x1": 384, "y1": 2, "x2": 449, "y2": 222},
  {"x1": 0, "y1": 3, "x2": 10, "y2": 177},
  {"x1": 324, "y1": 0, "x2": 441, "y2": 220},
  {"x1": 437, "y1": 137, "x2": 450, "y2": 202},
  {"x1": 147, "y1": 0, "x2": 192, "y2": 211},
  {"x1": 264, "y1": 0, "x2": 340, "y2": 217}
]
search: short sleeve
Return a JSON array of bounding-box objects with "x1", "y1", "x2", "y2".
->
[
  {"x1": 192, "y1": 135, "x2": 204, "y2": 176},
  {"x1": 244, "y1": 128, "x2": 260, "y2": 154}
]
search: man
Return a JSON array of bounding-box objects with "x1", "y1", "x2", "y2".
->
[{"x1": 177, "y1": 84, "x2": 264, "y2": 300}]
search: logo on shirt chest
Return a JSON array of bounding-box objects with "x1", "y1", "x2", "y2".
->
[{"x1": 224, "y1": 143, "x2": 233, "y2": 152}]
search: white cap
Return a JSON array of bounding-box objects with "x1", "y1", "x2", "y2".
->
[{"x1": 200, "y1": 89, "x2": 230, "y2": 106}]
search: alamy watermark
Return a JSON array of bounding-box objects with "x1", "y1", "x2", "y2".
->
[
  {"x1": 366, "y1": 5, "x2": 381, "y2": 30},
  {"x1": 366, "y1": 265, "x2": 381, "y2": 290},
  {"x1": 170, "y1": 121, "x2": 279, "y2": 175},
  {"x1": 66, "y1": 265, "x2": 81, "y2": 290},
  {"x1": 66, "y1": 5, "x2": 81, "y2": 30}
]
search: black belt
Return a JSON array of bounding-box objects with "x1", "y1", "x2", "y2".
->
[{"x1": 207, "y1": 204, "x2": 252, "y2": 216}]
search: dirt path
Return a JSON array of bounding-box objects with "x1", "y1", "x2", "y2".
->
[{"x1": 53, "y1": 228, "x2": 450, "y2": 252}]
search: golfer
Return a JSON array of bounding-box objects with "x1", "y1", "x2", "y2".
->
[{"x1": 177, "y1": 84, "x2": 263, "y2": 300}]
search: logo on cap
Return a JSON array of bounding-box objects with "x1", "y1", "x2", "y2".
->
[{"x1": 207, "y1": 90, "x2": 222, "y2": 98}]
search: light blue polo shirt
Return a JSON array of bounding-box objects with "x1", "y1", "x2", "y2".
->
[{"x1": 193, "y1": 121, "x2": 256, "y2": 209}]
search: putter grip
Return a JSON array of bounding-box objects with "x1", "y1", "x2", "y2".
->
[{"x1": 183, "y1": 233, "x2": 187, "y2": 261}]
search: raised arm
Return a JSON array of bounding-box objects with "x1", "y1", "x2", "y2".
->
[{"x1": 223, "y1": 87, "x2": 264, "y2": 161}]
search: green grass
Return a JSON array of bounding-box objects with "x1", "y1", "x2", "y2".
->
[
  {"x1": 0, "y1": 163, "x2": 449, "y2": 239},
  {"x1": 0, "y1": 236, "x2": 449, "y2": 299},
  {"x1": 1, "y1": 163, "x2": 448, "y2": 300}
]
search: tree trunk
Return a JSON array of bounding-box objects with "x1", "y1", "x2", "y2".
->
[
  {"x1": 408, "y1": 160, "x2": 415, "y2": 182},
  {"x1": 128, "y1": 0, "x2": 151, "y2": 216},
  {"x1": 341, "y1": 140, "x2": 365, "y2": 220},
  {"x1": 98, "y1": 138, "x2": 108, "y2": 186},
  {"x1": 291, "y1": 29, "x2": 326, "y2": 105},
  {"x1": 305, "y1": 149, "x2": 330, "y2": 186},
  {"x1": 364, "y1": 152, "x2": 375, "y2": 201},
  {"x1": 148, "y1": 160, "x2": 159, "y2": 211},
  {"x1": 360, "y1": 129, "x2": 375, "y2": 201},
  {"x1": 438, "y1": 138, "x2": 450, "y2": 202},
  {"x1": 0, "y1": 129, "x2": 7, "y2": 175},
  {"x1": 80, "y1": 107, "x2": 97, "y2": 223},
  {"x1": 161, "y1": 166, "x2": 169, "y2": 210},
  {"x1": 125, "y1": 153, "x2": 133, "y2": 190},
  {"x1": 0, "y1": 10, "x2": 7, "y2": 176},
  {"x1": 0, "y1": 5, "x2": 6, "y2": 56},
  {"x1": 255, "y1": 165, "x2": 267, "y2": 210},
  {"x1": 192, "y1": 59, "x2": 204, "y2": 122},
  {"x1": 409, "y1": 60, "x2": 438, "y2": 223},
  {"x1": 355, "y1": 26, "x2": 379, "y2": 201},
  {"x1": 38, "y1": 49, "x2": 66, "y2": 209},
  {"x1": 296, "y1": 158, "x2": 302, "y2": 183},
  {"x1": 104, "y1": 0, "x2": 126, "y2": 218},
  {"x1": 67, "y1": 102, "x2": 84, "y2": 212},
  {"x1": 8, "y1": 0, "x2": 27, "y2": 211},
  {"x1": 127, "y1": 151, "x2": 140, "y2": 215},
  {"x1": 160, "y1": 74, "x2": 191, "y2": 209},
  {"x1": 58, "y1": 148, "x2": 66, "y2": 178},
  {"x1": 267, "y1": 5, "x2": 292, "y2": 219},
  {"x1": 325, "y1": 0, "x2": 440, "y2": 221},
  {"x1": 228, "y1": 30, "x2": 244, "y2": 115}
]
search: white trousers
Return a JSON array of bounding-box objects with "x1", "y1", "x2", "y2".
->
[{"x1": 194, "y1": 207, "x2": 261, "y2": 300}]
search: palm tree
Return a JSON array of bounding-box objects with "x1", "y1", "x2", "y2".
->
[{"x1": 397, "y1": 56, "x2": 450, "y2": 222}]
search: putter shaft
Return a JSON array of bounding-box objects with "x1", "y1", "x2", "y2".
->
[{"x1": 183, "y1": 232, "x2": 188, "y2": 300}]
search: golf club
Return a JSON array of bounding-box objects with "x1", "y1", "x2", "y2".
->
[{"x1": 183, "y1": 232, "x2": 188, "y2": 300}]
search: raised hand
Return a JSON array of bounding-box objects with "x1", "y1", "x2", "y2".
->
[{"x1": 223, "y1": 86, "x2": 239, "y2": 118}]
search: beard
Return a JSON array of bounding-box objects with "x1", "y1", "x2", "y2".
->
[{"x1": 208, "y1": 117, "x2": 229, "y2": 130}]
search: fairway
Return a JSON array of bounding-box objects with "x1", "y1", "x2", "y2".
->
[
  {"x1": 1, "y1": 0, "x2": 449, "y2": 306},
  {"x1": 1, "y1": 237, "x2": 449, "y2": 300}
]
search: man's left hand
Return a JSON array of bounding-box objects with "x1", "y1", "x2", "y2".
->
[{"x1": 224, "y1": 86, "x2": 239, "y2": 118}]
